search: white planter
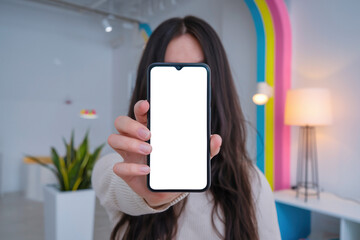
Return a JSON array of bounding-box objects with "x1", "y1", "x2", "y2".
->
[{"x1": 43, "y1": 185, "x2": 96, "y2": 240}]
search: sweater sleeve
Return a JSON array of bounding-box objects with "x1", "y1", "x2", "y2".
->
[
  {"x1": 252, "y1": 167, "x2": 281, "y2": 240},
  {"x1": 92, "y1": 153, "x2": 189, "y2": 226}
]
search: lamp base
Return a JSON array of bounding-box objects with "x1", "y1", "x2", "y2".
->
[{"x1": 296, "y1": 126, "x2": 320, "y2": 202}]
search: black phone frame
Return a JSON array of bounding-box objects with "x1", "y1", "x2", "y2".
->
[{"x1": 146, "y1": 62, "x2": 211, "y2": 192}]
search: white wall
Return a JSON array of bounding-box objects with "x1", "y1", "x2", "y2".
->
[
  {"x1": 288, "y1": 0, "x2": 360, "y2": 201},
  {"x1": 0, "y1": 0, "x2": 114, "y2": 193},
  {"x1": 111, "y1": 29, "x2": 143, "y2": 124}
]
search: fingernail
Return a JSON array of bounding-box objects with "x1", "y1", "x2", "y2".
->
[
  {"x1": 139, "y1": 143, "x2": 151, "y2": 154},
  {"x1": 113, "y1": 165, "x2": 119, "y2": 173},
  {"x1": 140, "y1": 166, "x2": 150, "y2": 173},
  {"x1": 138, "y1": 128, "x2": 150, "y2": 139}
]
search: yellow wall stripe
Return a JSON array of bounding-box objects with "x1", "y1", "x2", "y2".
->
[{"x1": 254, "y1": 0, "x2": 275, "y2": 190}]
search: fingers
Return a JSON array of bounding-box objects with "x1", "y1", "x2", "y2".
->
[
  {"x1": 210, "y1": 134, "x2": 222, "y2": 159},
  {"x1": 113, "y1": 162, "x2": 150, "y2": 178},
  {"x1": 134, "y1": 100, "x2": 149, "y2": 125},
  {"x1": 114, "y1": 116, "x2": 150, "y2": 141},
  {"x1": 108, "y1": 134, "x2": 152, "y2": 155}
]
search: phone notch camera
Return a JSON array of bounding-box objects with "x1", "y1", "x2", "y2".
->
[{"x1": 175, "y1": 65, "x2": 183, "y2": 71}]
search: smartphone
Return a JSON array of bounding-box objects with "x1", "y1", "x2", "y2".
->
[{"x1": 147, "y1": 62, "x2": 211, "y2": 192}]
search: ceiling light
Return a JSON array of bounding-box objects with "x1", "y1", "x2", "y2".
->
[{"x1": 102, "y1": 18, "x2": 112, "y2": 32}]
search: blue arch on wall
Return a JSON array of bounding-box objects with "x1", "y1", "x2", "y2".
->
[{"x1": 244, "y1": 0, "x2": 265, "y2": 173}]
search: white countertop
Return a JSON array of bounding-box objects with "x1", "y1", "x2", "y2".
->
[{"x1": 274, "y1": 189, "x2": 360, "y2": 223}]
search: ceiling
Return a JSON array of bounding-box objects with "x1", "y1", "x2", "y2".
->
[{"x1": 27, "y1": 0, "x2": 183, "y2": 23}]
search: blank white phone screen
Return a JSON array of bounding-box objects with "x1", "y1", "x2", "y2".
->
[{"x1": 149, "y1": 65, "x2": 208, "y2": 190}]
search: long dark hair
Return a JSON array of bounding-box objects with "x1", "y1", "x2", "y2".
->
[{"x1": 111, "y1": 16, "x2": 259, "y2": 240}]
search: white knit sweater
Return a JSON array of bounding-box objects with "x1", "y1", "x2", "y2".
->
[{"x1": 92, "y1": 153, "x2": 281, "y2": 239}]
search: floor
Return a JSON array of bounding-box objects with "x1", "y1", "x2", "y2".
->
[{"x1": 0, "y1": 192, "x2": 112, "y2": 240}]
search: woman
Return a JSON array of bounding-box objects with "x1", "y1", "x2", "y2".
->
[{"x1": 92, "y1": 16, "x2": 280, "y2": 240}]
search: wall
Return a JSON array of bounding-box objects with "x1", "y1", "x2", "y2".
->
[
  {"x1": 288, "y1": 0, "x2": 360, "y2": 201},
  {"x1": 111, "y1": 28, "x2": 143, "y2": 124},
  {"x1": 0, "y1": 0, "x2": 114, "y2": 193}
]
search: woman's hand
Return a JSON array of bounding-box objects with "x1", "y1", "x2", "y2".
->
[{"x1": 107, "y1": 100, "x2": 222, "y2": 208}]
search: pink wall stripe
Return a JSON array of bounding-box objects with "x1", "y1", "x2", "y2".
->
[{"x1": 266, "y1": 0, "x2": 292, "y2": 190}]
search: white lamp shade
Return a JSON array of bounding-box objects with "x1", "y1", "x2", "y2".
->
[{"x1": 285, "y1": 88, "x2": 332, "y2": 126}]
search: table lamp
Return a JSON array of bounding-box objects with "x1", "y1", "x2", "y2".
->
[{"x1": 285, "y1": 88, "x2": 332, "y2": 202}]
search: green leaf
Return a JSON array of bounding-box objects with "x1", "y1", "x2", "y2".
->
[
  {"x1": 58, "y1": 156, "x2": 69, "y2": 191},
  {"x1": 50, "y1": 148, "x2": 65, "y2": 190},
  {"x1": 79, "y1": 178, "x2": 91, "y2": 189},
  {"x1": 72, "y1": 176, "x2": 82, "y2": 191},
  {"x1": 51, "y1": 148, "x2": 60, "y2": 171},
  {"x1": 74, "y1": 154, "x2": 90, "y2": 189},
  {"x1": 68, "y1": 156, "x2": 82, "y2": 189},
  {"x1": 65, "y1": 139, "x2": 71, "y2": 168},
  {"x1": 70, "y1": 130, "x2": 75, "y2": 164},
  {"x1": 68, "y1": 134, "x2": 89, "y2": 188},
  {"x1": 77, "y1": 133, "x2": 88, "y2": 162},
  {"x1": 62, "y1": 137, "x2": 69, "y2": 168}
]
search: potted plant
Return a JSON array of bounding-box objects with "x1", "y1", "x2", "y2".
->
[{"x1": 27, "y1": 131, "x2": 104, "y2": 240}]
